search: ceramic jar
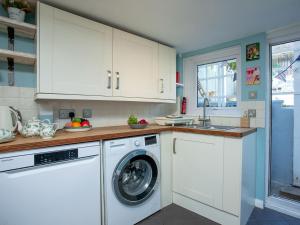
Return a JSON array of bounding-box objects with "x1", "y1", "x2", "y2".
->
[
  {"x1": 7, "y1": 7, "x2": 26, "y2": 22},
  {"x1": 40, "y1": 122, "x2": 58, "y2": 139}
]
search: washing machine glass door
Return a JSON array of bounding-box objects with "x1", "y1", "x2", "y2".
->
[{"x1": 113, "y1": 150, "x2": 159, "y2": 206}]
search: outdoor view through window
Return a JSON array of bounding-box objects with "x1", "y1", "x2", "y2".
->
[{"x1": 197, "y1": 59, "x2": 237, "y2": 107}]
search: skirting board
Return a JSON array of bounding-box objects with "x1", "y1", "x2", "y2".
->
[
  {"x1": 255, "y1": 199, "x2": 264, "y2": 209},
  {"x1": 173, "y1": 193, "x2": 240, "y2": 225}
]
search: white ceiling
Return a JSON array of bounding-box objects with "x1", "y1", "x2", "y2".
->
[{"x1": 42, "y1": 0, "x2": 300, "y2": 53}]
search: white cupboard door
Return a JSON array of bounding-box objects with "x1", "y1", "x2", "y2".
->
[
  {"x1": 39, "y1": 3, "x2": 113, "y2": 96},
  {"x1": 113, "y1": 29, "x2": 158, "y2": 98},
  {"x1": 158, "y1": 44, "x2": 176, "y2": 100},
  {"x1": 172, "y1": 133, "x2": 224, "y2": 210}
]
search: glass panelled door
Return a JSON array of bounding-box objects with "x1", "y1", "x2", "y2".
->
[{"x1": 270, "y1": 40, "x2": 300, "y2": 202}]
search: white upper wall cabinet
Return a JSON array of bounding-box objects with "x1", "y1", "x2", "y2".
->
[
  {"x1": 113, "y1": 29, "x2": 158, "y2": 99},
  {"x1": 158, "y1": 44, "x2": 176, "y2": 100},
  {"x1": 36, "y1": 2, "x2": 176, "y2": 103},
  {"x1": 38, "y1": 2, "x2": 113, "y2": 96}
]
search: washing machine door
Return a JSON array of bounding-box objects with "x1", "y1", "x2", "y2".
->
[{"x1": 113, "y1": 149, "x2": 159, "y2": 206}]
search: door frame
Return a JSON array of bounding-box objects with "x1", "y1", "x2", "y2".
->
[{"x1": 265, "y1": 24, "x2": 300, "y2": 218}]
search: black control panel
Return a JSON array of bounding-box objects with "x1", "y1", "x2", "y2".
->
[
  {"x1": 145, "y1": 135, "x2": 157, "y2": 146},
  {"x1": 34, "y1": 149, "x2": 78, "y2": 165}
]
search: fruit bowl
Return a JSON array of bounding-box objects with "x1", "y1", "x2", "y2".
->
[
  {"x1": 128, "y1": 124, "x2": 148, "y2": 129},
  {"x1": 64, "y1": 126, "x2": 92, "y2": 132}
]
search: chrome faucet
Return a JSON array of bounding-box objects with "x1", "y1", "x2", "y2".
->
[{"x1": 199, "y1": 97, "x2": 210, "y2": 127}]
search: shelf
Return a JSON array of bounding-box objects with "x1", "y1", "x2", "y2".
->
[
  {"x1": 0, "y1": 49, "x2": 36, "y2": 65},
  {"x1": 0, "y1": 16, "x2": 36, "y2": 39},
  {"x1": 176, "y1": 83, "x2": 184, "y2": 87}
]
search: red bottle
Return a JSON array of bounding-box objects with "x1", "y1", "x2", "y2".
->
[{"x1": 181, "y1": 97, "x2": 187, "y2": 114}]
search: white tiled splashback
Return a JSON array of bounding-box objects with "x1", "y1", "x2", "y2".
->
[
  {"x1": 187, "y1": 100, "x2": 266, "y2": 128},
  {"x1": 0, "y1": 87, "x2": 177, "y2": 128},
  {"x1": 0, "y1": 86, "x2": 38, "y2": 121},
  {"x1": 0, "y1": 87, "x2": 265, "y2": 128}
]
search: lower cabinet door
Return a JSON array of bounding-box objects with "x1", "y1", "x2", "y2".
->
[{"x1": 172, "y1": 133, "x2": 224, "y2": 210}]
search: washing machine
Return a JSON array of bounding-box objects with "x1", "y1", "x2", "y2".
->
[{"x1": 103, "y1": 134, "x2": 161, "y2": 225}]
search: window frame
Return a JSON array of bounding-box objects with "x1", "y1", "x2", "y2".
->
[{"x1": 183, "y1": 46, "x2": 242, "y2": 117}]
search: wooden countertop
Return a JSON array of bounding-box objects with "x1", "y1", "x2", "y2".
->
[{"x1": 0, "y1": 125, "x2": 257, "y2": 154}]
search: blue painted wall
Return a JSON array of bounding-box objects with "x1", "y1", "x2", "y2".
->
[{"x1": 180, "y1": 33, "x2": 268, "y2": 200}]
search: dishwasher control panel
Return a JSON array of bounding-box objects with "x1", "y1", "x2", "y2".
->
[{"x1": 34, "y1": 149, "x2": 78, "y2": 165}]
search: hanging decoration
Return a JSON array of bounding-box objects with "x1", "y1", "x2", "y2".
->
[
  {"x1": 246, "y1": 43, "x2": 260, "y2": 61},
  {"x1": 246, "y1": 66, "x2": 260, "y2": 85},
  {"x1": 274, "y1": 55, "x2": 300, "y2": 82}
]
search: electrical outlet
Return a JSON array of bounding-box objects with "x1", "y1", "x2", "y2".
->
[
  {"x1": 82, "y1": 109, "x2": 92, "y2": 118},
  {"x1": 248, "y1": 109, "x2": 256, "y2": 118},
  {"x1": 248, "y1": 91, "x2": 257, "y2": 100},
  {"x1": 59, "y1": 109, "x2": 75, "y2": 119}
]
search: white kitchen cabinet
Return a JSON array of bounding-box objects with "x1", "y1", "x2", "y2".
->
[
  {"x1": 112, "y1": 29, "x2": 159, "y2": 99},
  {"x1": 36, "y1": 3, "x2": 176, "y2": 103},
  {"x1": 172, "y1": 133, "x2": 224, "y2": 209},
  {"x1": 160, "y1": 132, "x2": 173, "y2": 208},
  {"x1": 37, "y1": 2, "x2": 113, "y2": 96},
  {"x1": 171, "y1": 132, "x2": 256, "y2": 225},
  {"x1": 158, "y1": 44, "x2": 176, "y2": 100}
]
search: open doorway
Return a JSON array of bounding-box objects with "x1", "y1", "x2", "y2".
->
[{"x1": 270, "y1": 40, "x2": 300, "y2": 202}]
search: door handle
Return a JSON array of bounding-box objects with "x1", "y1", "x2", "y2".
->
[
  {"x1": 107, "y1": 70, "x2": 112, "y2": 89},
  {"x1": 115, "y1": 72, "x2": 120, "y2": 90},
  {"x1": 173, "y1": 138, "x2": 177, "y2": 154},
  {"x1": 160, "y1": 78, "x2": 164, "y2": 93}
]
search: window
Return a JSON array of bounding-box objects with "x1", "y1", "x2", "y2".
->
[
  {"x1": 197, "y1": 59, "x2": 237, "y2": 107},
  {"x1": 183, "y1": 46, "x2": 241, "y2": 116}
]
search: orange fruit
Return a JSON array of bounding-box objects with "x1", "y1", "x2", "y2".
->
[{"x1": 72, "y1": 122, "x2": 81, "y2": 128}]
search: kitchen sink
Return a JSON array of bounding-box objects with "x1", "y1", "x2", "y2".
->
[{"x1": 183, "y1": 124, "x2": 236, "y2": 131}]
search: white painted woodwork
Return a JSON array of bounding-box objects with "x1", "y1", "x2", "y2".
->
[
  {"x1": 0, "y1": 15, "x2": 36, "y2": 39},
  {"x1": 158, "y1": 44, "x2": 176, "y2": 100},
  {"x1": 34, "y1": 93, "x2": 176, "y2": 103},
  {"x1": 170, "y1": 132, "x2": 257, "y2": 225},
  {"x1": 0, "y1": 49, "x2": 36, "y2": 65},
  {"x1": 38, "y1": 2, "x2": 113, "y2": 96},
  {"x1": 160, "y1": 132, "x2": 173, "y2": 207},
  {"x1": 240, "y1": 133, "x2": 256, "y2": 225},
  {"x1": 172, "y1": 132, "x2": 224, "y2": 210},
  {"x1": 113, "y1": 29, "x2": 159, "y2": 98},
  {"x1": 37, "y1": 3, "x2": 176, "y2": 102},
  {"x1": 223, "y1": 137, "x2": 242, "y2": 216}
]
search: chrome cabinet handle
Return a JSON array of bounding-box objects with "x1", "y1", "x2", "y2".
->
[
  {"x1": 160, "y1": 78, "x2": 164, "y2": 93},
  {"x1": 116, "y1": 72, "x2": 120, "y2": 90},
  {"x1": 107, "y1": 70, "x2": 112, "y2": 89},
  {"x1": 173, "y1": 138, "x2": 177, "y2": 154}
]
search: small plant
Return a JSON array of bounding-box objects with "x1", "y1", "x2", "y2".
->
[{"x1": 2, "y1": 0, "x2": 31, "y2": 12}]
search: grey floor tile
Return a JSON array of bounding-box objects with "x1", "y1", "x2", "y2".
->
[{"x1": 137, "y1": 204, "x2": 300, "y2": 225}]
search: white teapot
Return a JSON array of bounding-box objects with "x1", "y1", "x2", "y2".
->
[{"x1": 18, "y1": 118, "x2": 43, "y2": 137}]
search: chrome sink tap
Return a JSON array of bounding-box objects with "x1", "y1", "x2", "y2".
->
[{"x1": 199, "y1": 97, "x2": 210, "y2": 127}]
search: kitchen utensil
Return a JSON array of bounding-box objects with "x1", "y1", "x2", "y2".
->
[
  {"x1": 128, "y1": 124, "x2": 148, "y2": 129},
  {"x1": 0, "y1": 106, "x2": 19, "y2": 132}
]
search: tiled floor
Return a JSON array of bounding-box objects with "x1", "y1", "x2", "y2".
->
[{"x1": 137, "y1": 204, "x2": 300, "y2": 225}]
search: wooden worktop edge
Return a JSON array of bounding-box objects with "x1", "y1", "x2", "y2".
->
[{"x1": 0, "y1": 125, "x2": 257, "y2": 154}]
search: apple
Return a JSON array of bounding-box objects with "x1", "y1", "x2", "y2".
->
[
  {"x1": 81, "y1": 120, "x2": 90, "y2": 127},
  {"x1": 138, "y1": 119, "x2": 148, "y2": 125}
]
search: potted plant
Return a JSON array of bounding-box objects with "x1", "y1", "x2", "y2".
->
[{"x1": 2, "y1": 0, "x2": 31, "y2": 22}]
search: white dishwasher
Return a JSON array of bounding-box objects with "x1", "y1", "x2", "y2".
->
[{"x1": 0, "y1": 142, "x2": 101, "y2": 225}]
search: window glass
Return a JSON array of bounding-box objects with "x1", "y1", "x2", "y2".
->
[{"x1": 197, "y1": 59, "x2": 237, "y2": 107}]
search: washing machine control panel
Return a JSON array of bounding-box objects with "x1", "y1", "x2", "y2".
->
[
  {"x1": 134, "y1": 140, "x2": 140, "y2": 147},
  {"x1": 145, "y1": 135, "x2": 157, "y2": 146}
]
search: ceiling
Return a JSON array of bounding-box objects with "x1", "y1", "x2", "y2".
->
[{"x1": 41, "y1": 0, "x2": 300, "y2": 53}]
